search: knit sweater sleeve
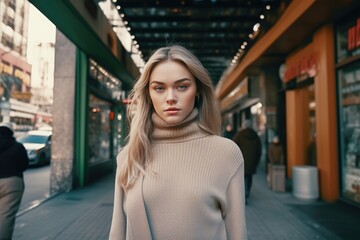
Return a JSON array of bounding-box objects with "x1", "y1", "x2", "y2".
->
[
  {"x1": 109, "y1": 148, "x2": 127, "y2": 240},
  {"x1": 224, "y1": 151, "x2": 248, "y2": 239}
]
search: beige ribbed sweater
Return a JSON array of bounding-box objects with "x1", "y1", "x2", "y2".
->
[{"x1": 109, "y1": 109, "x2": 247, "y2": 240}]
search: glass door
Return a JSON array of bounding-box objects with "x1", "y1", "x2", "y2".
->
[{"x1": 337, "y1": 61, "x2": 360, "y2": 205}]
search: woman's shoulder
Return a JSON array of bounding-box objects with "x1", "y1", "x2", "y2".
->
[
  {"x1": 201, "y1": 135, "x2": 244, "y2": 178},
  {"x1": 204, "y1": 135, "x2": 244, "y2": 162},
  {"x1": 206, "y1": 135, "x2": 240, "y2": 148}
]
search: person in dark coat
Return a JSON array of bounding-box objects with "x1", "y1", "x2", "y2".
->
[
  {"x1": 0, "y1": 122, "x2": 29, "y2": 239},
  {"x1": 232, "y1": 120, "x2": 262, "y2": 202}
]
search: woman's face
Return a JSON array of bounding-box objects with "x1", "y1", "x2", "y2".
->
[{"x1": 149, "y1": 60, "x2": 197, "y2": 124}]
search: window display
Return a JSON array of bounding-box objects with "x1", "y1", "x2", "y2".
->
[
  {"x1": 88, "y1": 94, "x2": 112, "y2": 165},
  {"x1": 338, "y1": 61, "x2": 360, "y2": 204},
  {"x1": 87, "y1": 58, "x2": 125, "y2": 166}
]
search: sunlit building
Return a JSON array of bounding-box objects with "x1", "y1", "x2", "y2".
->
[{"x1": 0, "y1": 0, "x2": 32, "y2": 125}]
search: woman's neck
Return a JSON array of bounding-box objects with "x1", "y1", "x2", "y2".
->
[{"x1": 151, "y1": 108, "x2": 208, "y2": 143}]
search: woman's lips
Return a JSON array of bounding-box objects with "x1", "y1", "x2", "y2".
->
[{"x1": 165, "y1": 108, "x2": 180, "y2": 114}]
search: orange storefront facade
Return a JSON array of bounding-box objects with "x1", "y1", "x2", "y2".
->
[{"x1": 217, "y1": 0, "x2": 360, "y2": 205}]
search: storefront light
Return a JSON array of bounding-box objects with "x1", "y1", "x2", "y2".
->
[
  {"x1": 251, "y1": 102, "x2": 263, "y2": 114},
  {"x1": 253, "y1": 23, "x2": 260, "y2": 32}
]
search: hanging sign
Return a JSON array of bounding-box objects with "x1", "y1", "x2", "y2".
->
[{"x1": 284, "y1": 54, "x2": 318, "y2": 83}]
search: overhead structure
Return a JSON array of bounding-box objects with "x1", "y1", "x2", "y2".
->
[{"x1": 112, "y1": 0, "x2": 286, "y2": 87}]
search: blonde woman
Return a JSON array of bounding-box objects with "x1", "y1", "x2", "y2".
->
[{"x1": 109, "y1": 45, "x2": 247, "y2": 239}]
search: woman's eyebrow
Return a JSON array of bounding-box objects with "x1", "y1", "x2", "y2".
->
[
  {"x1": 150, "y1": 78, "x2": 191, "y2": 85},
  {"x1": 149, "y1": 81, "x2": 164, "y2": 85},
  {"x1": 175, "y1": 78, "x2": 192, "y2": 83}
]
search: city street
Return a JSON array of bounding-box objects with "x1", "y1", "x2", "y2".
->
[
  {"x1": 18, "y1": 165, "x2": 50, "y2": 214},
  {"x1": 13, "y1": 166, "x2": 360, "y2": 240}
]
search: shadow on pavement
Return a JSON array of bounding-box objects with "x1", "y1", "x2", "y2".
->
[{"x1": 288, "y1": 201, "x2": 360, "y2": 240}]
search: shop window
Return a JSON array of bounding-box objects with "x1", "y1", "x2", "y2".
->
[
  {"x1": 337, "y1": 61, "x2": 360, "y2": 204},
  {"x1": 88, "y1": 94, "x2": 112, "y2": 165}
]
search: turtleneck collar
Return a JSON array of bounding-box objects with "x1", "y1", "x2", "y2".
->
[{"x1": 151, "y1": 108, "x2": 209, "y2": 143}]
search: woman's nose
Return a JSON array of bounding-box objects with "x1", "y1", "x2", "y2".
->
[{"x1": 166, "y1": 91, "x2": 177, "y2": 104}]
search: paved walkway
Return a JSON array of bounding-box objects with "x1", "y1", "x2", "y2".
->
[{"x1": 13, "y1": 164, "x2": 360, "y2": 240}]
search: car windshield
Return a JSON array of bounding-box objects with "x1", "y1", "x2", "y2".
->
[{"x1": 19, "y1": 135, "x2": 48, "y2": 144}]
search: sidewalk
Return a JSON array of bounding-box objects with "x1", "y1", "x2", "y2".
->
[{"x1": 13, "y1": 166, "x2": 360, "y2": 240}]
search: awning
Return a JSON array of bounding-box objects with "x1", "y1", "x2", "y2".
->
[
  {"x1": 222, "y1": 97, "x2": 260, "y2": 114},
  {"x1": 10, "y1": 111, "x2": 35, "y2": 119}
]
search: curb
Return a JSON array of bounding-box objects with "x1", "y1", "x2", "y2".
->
[{"x1": 16, "y1": 192, "x2": 62, "y2": 217}]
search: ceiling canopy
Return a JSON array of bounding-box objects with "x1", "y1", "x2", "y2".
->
[{"x1": 112, "y1": 0, "x2": 286, "y2": 87}]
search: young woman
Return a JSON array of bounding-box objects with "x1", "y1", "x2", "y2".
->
[{"x1": 109, "y1": 45, "x2": 247, "y2": 239}]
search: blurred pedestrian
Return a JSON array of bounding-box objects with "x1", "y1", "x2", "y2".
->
[
  {"x1": 268, "y1": 135, "x2": 283, "y2": 165},
  {"x1": 223, "y1": 123, "x2": 236, "y2": 139},
  {"x1": 0, "y1": 122, "x2": 29, "y2": 239},
  {"x1": 267, "y1": 135, "x2": 284, "y2": 189},
  {"x1": 233, "y1": 120, "x2": 262, "y2": 202},
  {"x1": 109, "y1": 45, "x2": 247, "y2": 239}
]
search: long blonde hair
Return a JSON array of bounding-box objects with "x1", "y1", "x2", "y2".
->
[{"x1": 119, "y1": 45, "x2": 221, "y2": 189}]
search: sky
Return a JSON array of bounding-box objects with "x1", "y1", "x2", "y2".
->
[{"x1": 26, "y1": 4, "x2": 56, "y2": 64}]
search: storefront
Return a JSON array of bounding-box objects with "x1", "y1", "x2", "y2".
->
[
  {"x1": 26, "y1": 0, "x2": 139, "y2": 193},
  {"x1": 284, "y1": 45, "x2": 318, "y2": 168},
  {"x1": 216, "y1": 0, "x2": 360, "y2": 203},
  {"x1": 220, "y1": 76, "x2": 264, "y2": 134},
  {"x1": 86, "y1": 58, "x2": 128, "y2": 182},
  {"x1": 335, "y1": 11, "x2": 360, "y2": 206},
  {"x1": 284, "y1": 24, "x2": 340, "y2": 202}
]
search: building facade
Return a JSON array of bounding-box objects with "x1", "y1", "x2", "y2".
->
[{"x1": 217, "y1": 0, "x2": 360, "y2": 206}]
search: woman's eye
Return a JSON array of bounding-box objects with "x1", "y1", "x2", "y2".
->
[
  {"x1": 178, "y1": 85, "x2": 188, "y2": 90},
  {"x1": 154, "y1": 86, "x2": 164, "y2": 92}
]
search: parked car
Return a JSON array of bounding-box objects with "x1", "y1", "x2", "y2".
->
[{"x1": 18, "y1": 130, "x2": 52, "y2": 166}]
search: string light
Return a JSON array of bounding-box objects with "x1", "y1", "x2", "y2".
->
[
  {"x1": 253, "y1": 23, "x2": 260, "y2": 32},
  {"x1": 229, "y1": 4, "x2": 271, "y2": 70}
]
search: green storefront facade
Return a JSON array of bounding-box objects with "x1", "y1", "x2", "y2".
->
[{"x1": 29, "y1": 0, "x2": 138, "y2": 193}]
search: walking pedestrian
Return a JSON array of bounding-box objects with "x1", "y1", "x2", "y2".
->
[
  {"x1": 268, "y1": 135, "x2": 283, "y2": 165},
  {"x1": 109, "y1": 45, "x2": 247, "y2": 239},
  {"x1": 233, "y1": 120, "x2": 262, "y2": 203},
  {"x1": 0, "y1": 122, "x2": 29, "y2": 240}
]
